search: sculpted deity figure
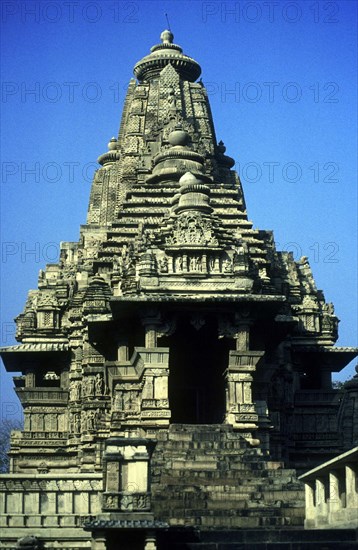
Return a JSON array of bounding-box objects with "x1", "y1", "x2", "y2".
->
[
  {"x1": 69, "y1": 381, "x2": 77, "y2": 401},
  {"x1": 95, "y1": 373, "x2": 103, "y2": 396},
  {"x1": 82, "y1": 378, "x2": 88, "y2": 397},
  {"x1": 159, "y1": 256, "x2": 168, "y2": 273},
  {"x1": 70, "y1": 380, "x2": 81, "y2": 401},
  {"x1": 74, "y1": 413, "x2": 81, "y2": 433},
  {"x1": 87, "y1": 410, "x2": 95, "y2": 431},
  {"x1": 114, "y1": 390, "x2": 124, "y2": 410},
  {"x1": 69, "y1": 413, "x2": 74, "y2": 433},
  {"x1": 87, "y1": 376, "x2": 95, "y2": 397},
  {"x1": 223, "y1": 258, "x2": 233, "y2": 273}
]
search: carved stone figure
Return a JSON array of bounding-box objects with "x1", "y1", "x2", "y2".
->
[
  {"x1": 69, "y1": 380, "x2": 81, "y2": 401},
  {"x1": 159, "y1": 256, "x2": 168, "y2": 273},
  {"x1": 176, "y1": 256, "x2": 183, "y2": 271},
  {"x1": 114, "y1": 390, "x2": 124, "y2": 410},
  {"x1": 95, "y1": 373, "x2": 103, "y2": 396},
  {"x1": 223, "y1": 258, "x2": 233, "y2": 273},
  {"x1": 87, "y1": 376, "x2": 95, "y2": 397},
  {"x1": 74, "y1": 413, "x2": 81, "y2": 433}
]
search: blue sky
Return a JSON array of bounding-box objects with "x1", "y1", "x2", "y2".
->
[{"x1": 1, "y1": 0, "x2": 357, "y2": 420}]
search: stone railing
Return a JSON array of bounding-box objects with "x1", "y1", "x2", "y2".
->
[
  {"x1": 0, "y1": 473, "x2": 102, "y2": 524},
  {"x1": 299, "y1": 446, "x2": 358, "y2": 529}
]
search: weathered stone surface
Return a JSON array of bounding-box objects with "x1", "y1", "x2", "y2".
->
[{"x1": 0, "y1": 29, "x2": 357, "y2": 549}]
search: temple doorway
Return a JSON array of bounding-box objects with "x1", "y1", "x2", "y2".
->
[{"x1": 161, "y1": 315, "x2": 233, "y2": 424}]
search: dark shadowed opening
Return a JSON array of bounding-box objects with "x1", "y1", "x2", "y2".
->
[{"x1": 161, "y1": 314, "x2": 233, "y2": 424}]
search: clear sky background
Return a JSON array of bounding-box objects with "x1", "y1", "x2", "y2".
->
[{"x1": 1, "y1": 0, "x2": 357, "y2": 421}]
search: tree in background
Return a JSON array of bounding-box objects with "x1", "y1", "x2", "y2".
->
[{"x1": 0, "y1": 417, "x2": 23, "y2": 473}]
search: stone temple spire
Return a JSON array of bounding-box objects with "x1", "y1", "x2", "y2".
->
[
  {"x1": 86, "y1": 30, "x2": 238, "y2": 227},
  {"x1": 0, "y1": 30, "x2": 357, "y2": 549}
]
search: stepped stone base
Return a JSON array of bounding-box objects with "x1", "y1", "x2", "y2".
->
[{"x1": 151, "y1": 425, "x2": 305, "y2": 529}]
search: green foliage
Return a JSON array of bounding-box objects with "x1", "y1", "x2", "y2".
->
[{"x1": 0, "y1": 418, "x2": 23, "y2": 473}]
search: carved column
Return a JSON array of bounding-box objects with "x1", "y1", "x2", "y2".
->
[
  {"x1": 102, "y1": 438, "x2": 156, "y2": 512},
  {"x1": 304, "y1": 481, "x2": 316, "y2": 527},
  {"x1": 316, "y1": 476, "x2": 328, "y2": 518},
  {"x1": 220, "y1": 312, "x2": 264, "y2": 445},
  {"x1": 141, "y1": 309, "x2": 162, "y2": 348},
  {"x1": 91, "y1": 531, "x2": 106, "y2": 550},
  {"x1": 235, "y1": 322, "x2": 250, "y2": 351},
  {"x1": 25, "y1": 370, "x2": 35, "y2": 388},
  {"x1": 329, "y1": 470, "x2": 343, "y2": 514},
  {"x1": 117, "y1": 333, "x2": 129, "y2": 362},
  {"x1": 144, "y1": 532, "x2": 157, "y2": 550},
  {"x1": 346, "y1": 464, "x2": 358, "y2": 508},
  {"x1": 225, "y1": 350, "x2": 264, "y2": 445}
]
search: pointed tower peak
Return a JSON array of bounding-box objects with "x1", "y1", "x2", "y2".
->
[{"x1": 134, "y1": 31, "x2": 201, "y2": 82}]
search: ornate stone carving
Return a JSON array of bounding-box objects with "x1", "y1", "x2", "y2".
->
[
  {"x1": 166, "y1": 213, "x2": 218, "y2": 246},
  {"x1": 0, "y1": 29, "x2": 357, "y2": 549},
  {"x1": 69, "y1": 380, "x2": 81, "y2": 401}
]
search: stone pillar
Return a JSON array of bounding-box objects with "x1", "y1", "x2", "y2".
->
[
  {"x1": 202, "y1": 253, "x2": 207, "y2": 274},
  {"x1": 235, "y1": 323, "x2": 250, "y2": 351},
  {"x1": 91, "y1": 531, "x2": 106, "y2": 550},
  {"x1": 144, "y1": 531, "x2": 157, "y2": 550},
  {"x1": 183, "y1": 254, "x2": 188, "y2": 272},
  {"x1": 346, "y1": 464, "x2": 357, "y2": 508},
  {"x1": 141, "y1": 309, "x2": 162, "y2": 348},
  {"x1": 25, "y1": 370, "x2": 35, "y2": 388},
  {"x1": 145, "y1": 326, "x2": 157, "y2": 347},
  {"x1": 117, "y1": 334, "x2": 129, "y2": 362},
  {"x1": 316, "y1": 476, "x2": 328, "y2": 519},
  {"x1": 225, "y1": 350, "x2": 264, "y2": 445},
  {"x1": 102, "y1": 438, "x2": 155, "y2": 512},
  {"x1": 329, "y1": 470, "x2": 341, "y2": 513},
  {"x1": 304, "y1": 481, "x2": 316, "y2": 527}
]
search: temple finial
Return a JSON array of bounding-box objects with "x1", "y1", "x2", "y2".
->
[
  {"x1": 165, "y1": 12, "x2": 172, "y2": 31},
  {"x1": 160, "y1": 29, "x2": 173, "y2": 44}
]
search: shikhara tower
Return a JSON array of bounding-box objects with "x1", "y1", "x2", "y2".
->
[{"x1": 0, "y1": 31, "x2": 357, "y2": 550}]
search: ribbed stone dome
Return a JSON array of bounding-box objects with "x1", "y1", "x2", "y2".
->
[{"x1": 133, "y1": 30, "x2": 201, "y2": 82}]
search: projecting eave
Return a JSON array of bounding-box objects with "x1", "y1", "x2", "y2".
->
[
  {"x1": 84, "y1": 518, "x2": 169, "y2": 531},
  {"x1": 111, "y1": 294, "x2": 286, "y2": 304},
  {"x1": 109, "y1": 294, "x2": 286, "y2": 320},
  {"x1": 0, "y1": 342, "x2": 70, "y2": 372},
  {"x1": 292, "y1": 345, "x2": 358, "y2": 372}
]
